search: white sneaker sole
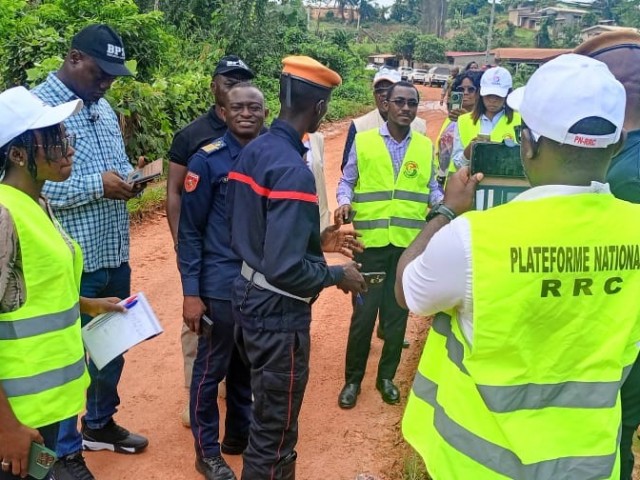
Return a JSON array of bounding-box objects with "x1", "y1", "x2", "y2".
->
[{"x1": 82, "y1": 440, "x2": 137, "y2": 454}]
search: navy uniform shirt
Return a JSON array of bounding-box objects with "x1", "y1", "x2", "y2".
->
[
  {"x1": 607, "y1": 130, "x2": 640, "y2": 203},
  {"x1": 178, "y1": 131, "x2": 242, "y2": 300},
  {"x1": 169, "y1": 106, "x2": 227, "y2": 166},
  {"x1": 228, "y1": 119, "x2": 344, "y2": 323}
]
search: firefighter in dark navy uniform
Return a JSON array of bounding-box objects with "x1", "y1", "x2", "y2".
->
[
  {"x1": 178, "y1": 83, "x2": 267, "y2": 480},
  {"x1": 227, "y1": 56, "x2": 367, "y2": 480}
]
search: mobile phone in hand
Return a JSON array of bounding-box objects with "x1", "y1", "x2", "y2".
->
[
  {"x1": 362, "y1": 271, "x2": 386, "y2": 286},
  {"x1": 201, "y1": 314, "x2": 213, "y2": 336},
  {"x1": 344, "y1": 209, "x2": 357, "y2": 224},
  {"x1": 449, "y1": 91, "x2": 463, "y2": 110},
  {"x1": 28, "y1": 442, "x2": 57, "y2": 480}
]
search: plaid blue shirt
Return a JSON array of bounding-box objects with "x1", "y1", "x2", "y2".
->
[{"x1": 33, "y1": 73, "x2": 133, "y2": 272}]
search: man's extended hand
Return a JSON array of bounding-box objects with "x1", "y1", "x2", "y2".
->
[
  {"x1": 0, "y1": 421, "x2": 43, "y2": 478},
  {"x1": 183, "y1": 296, "x2": 206, "y2": 334},
  {"x1": 336, "y1": 261, "x2": 367, "y2": 294},
  {"x1": 321, "y1": 224, "x2": 364, "y2": 259},
  {"x1": 442, "y1": 166, "x2": 484, "y2": 216}
]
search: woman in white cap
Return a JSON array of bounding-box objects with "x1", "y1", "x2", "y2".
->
[
  {"x1": 0, "y1": 86, "x2": 124, "y2": 479},
  {"x1": 450, "y1": 66, "x2": 521, "y2": 170}
]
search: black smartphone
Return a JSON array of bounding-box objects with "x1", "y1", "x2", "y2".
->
[
  {"x1": 28, "y1": 442, "x2": 57, "y2": 480},
  {"x1": 344, "y1": 209, "x2": 357, "y2": 225},
  {"x1": 362, "y1": 271, "x2": 386, "y2": 285},
  {"x1": 200, "y1": 314, "x2": 213, "y2": 336},
  {"x1": 470, "y1": 142, "x2": 525, "y2": 178}
]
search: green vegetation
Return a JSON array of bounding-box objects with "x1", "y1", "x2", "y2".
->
[
  {"x1": 403, "y1": 451, "x2": 430, "y2": 480},
  {"x1": 0, "y1": 0, "x2": 373, "y2": 161},
  {"x1": 127, "y1": 181, "x2": 166, "y2": 222}
]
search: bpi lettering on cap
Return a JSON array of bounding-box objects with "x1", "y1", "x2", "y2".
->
[
  {"x1": 106, "y1": 44, "x2": 125, "y2": 60},
  {"x1": 226, "y1": 59, "x2": 248, "y2": 69}
]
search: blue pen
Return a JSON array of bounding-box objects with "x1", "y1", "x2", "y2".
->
[{"x1": 123, "y1": 295, "x2": 138, "y2": 309}]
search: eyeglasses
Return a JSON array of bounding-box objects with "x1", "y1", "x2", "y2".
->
[
  {"x1": 388, "y1": 98, "x2": 419, "y2": 108},
  {"x1": 35, "y1": 134, "x2": 76, "y2": 154},
  {"x1": 454, "y1": 86, "x2": 477, "y2": 94}
]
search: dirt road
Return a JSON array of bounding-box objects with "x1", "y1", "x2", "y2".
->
[{"x1": 85, "y1": 85, "x2": 447, "y2": 480}]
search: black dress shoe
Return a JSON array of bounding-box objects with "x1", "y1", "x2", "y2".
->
[
  {"x1": 376, "y1": 378, "x2": 400, "y2": 405},
  {"x1": 196, "y1": 455, "x2": 236, "y2": 480},
  {"x1": 338, "y1": 383, "x2": 361, "y2": 409}
]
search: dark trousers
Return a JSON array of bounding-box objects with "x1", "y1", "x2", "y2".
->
[
  {"x1": 235, "y1": 325, "x2": 310, "y2": 480},
  {"x1": 345, "y1": 245, "x2": 409, "y2": 385},
  {"x1": 57, "y1": 262, "x2": 130, "y2": 457},
  {"x1": 620, "y1": 353, "x2": 640, "y2": 479},
  {"x1": 0, "y1": 422, "x2": 59, "y2": 480},
  {"x1": 190, "y1": 298, "x2": 252, "y2": 459}
]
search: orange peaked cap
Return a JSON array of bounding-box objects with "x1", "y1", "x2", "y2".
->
[{"x1": 281, "y1": 56, "x2": 342, "y2": 89}]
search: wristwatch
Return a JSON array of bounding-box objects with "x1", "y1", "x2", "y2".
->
[{"x1": 426, "y1": 203, "x2": 457, "y2": 223}]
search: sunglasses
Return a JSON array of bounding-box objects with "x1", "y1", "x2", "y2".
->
[
  {"x1": 388, "y1": 98, "x2": 419, "y2": 108},
  {"x1": 454, "y1": 86, "x2": 477, "y2": 94}
]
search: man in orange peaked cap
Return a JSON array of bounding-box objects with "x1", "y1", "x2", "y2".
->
[
  {"x1": 575, "y1": 31, "x2": 640, "y2": 480},
  {"x1": 226, "y1": 56, "x2": 366, "y2": 479}
]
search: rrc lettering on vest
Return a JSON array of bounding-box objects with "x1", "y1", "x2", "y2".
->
[{"x1": 540, "y1": 277, "x2": 623, "y2": 297}]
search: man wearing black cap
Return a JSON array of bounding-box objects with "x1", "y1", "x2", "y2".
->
[
  {"x1": 32, "y1": 24, "x2": 148, "y2": 480},
  {"x1": 166, "y1": 56, "x2": 254, "y2": 427}
]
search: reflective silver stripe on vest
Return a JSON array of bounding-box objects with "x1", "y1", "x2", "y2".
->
[
  {"x1": 1, "y1": 357, "x2": 85, "y2": 397},
  {"x1": 394, "y1": 190, "x2": 430, "y2": 203},
  {"x1": 0, "y1": 303, "x2": 80, "y2": 340},
  {"x1": 431, "y1": 312, "x2": 621, "y2": 412},
  {"x1": 390, "y1": 217, "x2": 425, "y2": 229},
  {"x1": 353, "y1": 219, "x2": 388, "y2": 230},
  {"x1": 412, "y1": 371, "x2": 617, "y2": 480},
  {"x1": 353, "y1": 191, "x2": 393, "y2": 202}
]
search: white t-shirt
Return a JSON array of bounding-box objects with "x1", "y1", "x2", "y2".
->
[{"x1": 402, "y1": 182, "x2": 612, "y2": 345}]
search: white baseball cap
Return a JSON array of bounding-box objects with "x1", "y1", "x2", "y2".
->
[
  {"x1": 507, "y1": 54, "x2": 625, "y2": 148},
  {"x1": 480, "y1": 67, "x2": 513, "y2": 97},
  {"x1": 373, "y1": 67, "x2": 401, "y2": 86},
  {"x1": 0, "y1": 87, "x2": 83, "y2": 149}
]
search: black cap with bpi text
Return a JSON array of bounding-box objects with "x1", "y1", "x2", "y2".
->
[{"x1": 71, "y1": 24, "x2": 133, "y2": 77}]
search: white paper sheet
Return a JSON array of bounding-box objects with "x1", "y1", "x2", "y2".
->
[{"x1": 81, "y1": 292, "x2": 163, "y2": 370}]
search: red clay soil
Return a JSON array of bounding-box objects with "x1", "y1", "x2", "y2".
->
[{"x1": 84, "y1": 85, "x2": 447, "y2": 480}]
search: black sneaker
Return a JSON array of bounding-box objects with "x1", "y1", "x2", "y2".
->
[
  {"x1": 195, "y1": 455, "x2": 236, "y2": 480},
  {"x1": 220, "y1": 436, "x2": 248, "y2": 455},
  {"x1": 81, "y1": 418, "x2": 149, "y2": 454},
  {"x1": 50, "y1": 452, "x2": 95, "y2": 480}
]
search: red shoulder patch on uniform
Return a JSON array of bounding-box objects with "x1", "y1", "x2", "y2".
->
[{"x1": 184, "y1": 172, "x2": 200, "y2": 192}]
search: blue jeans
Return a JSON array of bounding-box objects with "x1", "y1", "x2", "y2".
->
[{"x1": 56, "y1": 263, "x2": 131, "y2": 457}]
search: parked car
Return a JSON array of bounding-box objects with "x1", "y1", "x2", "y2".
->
[
  {"x1": 397, "y1": 66, "x2": 413, "y2": 81},
  {"x1": 426, "y1": 66, "x2": 450, "y2": 87},
  {"x1": 409, "y1": 68, "x2": 429, "y2": 85}
]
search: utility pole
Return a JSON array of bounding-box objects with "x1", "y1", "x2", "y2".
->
[{"x1": 485, "y1": 0, "x2": 497, "y2": 64}]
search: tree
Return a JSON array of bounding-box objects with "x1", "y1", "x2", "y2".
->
[
  {"x1": 391, "y1": 29, "x2": 419, "y2": 60},
  {"x1": 535, "y1": 17, "x2": 553, "y2": 47},
  {"x1": 414, "y1": 34, "x2": 447, "y2": 63},
  {"x1": 390, "y1": 0, "x2": 421, "y2": 24},
  {"x1": 420, "y1": 0, "x2": 447, "y2": 36},
  {"x1": 448, "y1": 29, "x2": 486, "y2": 51}
]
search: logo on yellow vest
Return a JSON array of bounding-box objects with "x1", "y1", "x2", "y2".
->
[{"x1": 403, "y1": 161, "x2": 419, "y2": 178}]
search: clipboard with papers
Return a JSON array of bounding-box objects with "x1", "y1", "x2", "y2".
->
[{"x1": 81, "y1": 292, "x2": 163, "y2": 370}]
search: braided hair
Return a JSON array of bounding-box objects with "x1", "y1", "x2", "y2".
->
[{"x1": 0, "y1": 125, "x2": 66, "y2": 179}]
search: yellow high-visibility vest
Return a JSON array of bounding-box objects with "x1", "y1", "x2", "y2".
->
[
  {"x1": 403, "y1": 193, "x2": 640, "y2": 479},
  {"x1": 0, "y1": 184, "x2": 89, "y2": 428},
  {"x1": 457, "y1": 111, "x2": 521, "y2": 148},
  {"x1": 352, "y1": 128, "x2": 432, "y2": 248}
]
